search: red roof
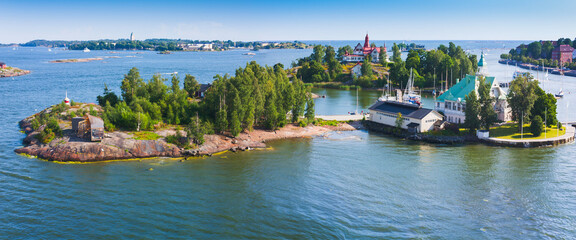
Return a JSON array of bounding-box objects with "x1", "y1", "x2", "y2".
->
[{"x1": 553, "y1": 44, "x2": 575, "y2": 53}]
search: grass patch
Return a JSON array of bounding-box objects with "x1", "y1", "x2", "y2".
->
[
  {"x1": 490, "y1": 124, "x2": 566, "y2": 140},
  {"x1": 316, "y1": 119, "x2": 340, "y2": 126},
  {"x1": 132, "y1": 131, "x2": 161, "y2": 140}
]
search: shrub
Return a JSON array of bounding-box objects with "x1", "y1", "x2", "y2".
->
[
  {"x1": 298, "y1": 119, "x2": 308, "y2": 127},
  {"x1": 36, "y1": 128, "x2": 55, "y2": 144},
  {"x1": 530, "y1": 115, "x2": 543, "y2": 137}
]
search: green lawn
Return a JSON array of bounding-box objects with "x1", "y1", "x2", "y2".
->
[
  {"x1": 490, "y1": 124, "x2": 566, "y2": 140},
  {"x1": 132, "y1": 131, "x2": 162, "y2": 140}
]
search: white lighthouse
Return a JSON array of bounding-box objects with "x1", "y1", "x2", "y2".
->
[{"x1": 64, "y1": 91, "x2": 70, "y2": 105}]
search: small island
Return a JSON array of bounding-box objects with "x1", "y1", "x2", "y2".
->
[
  {"x1": 15, "y1": 63, "x2": 359, "y2": 162},
  {"x1": 0, "y1": 62, "x2": 31, "y2": 77},
  {"x1": 50, "y1": 58, "x2": 104, "y2": 63}
]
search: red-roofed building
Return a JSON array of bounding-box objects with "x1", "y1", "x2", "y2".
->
[
  {"x1": 552, "y1": 44, "x2": 575, "y2": 64},
  {"x1": 0, "y1": 62, "x2": 6, "y2": 69},
  {"x1": 343, "y1": 34, "x2": 384, "y2": 63}
]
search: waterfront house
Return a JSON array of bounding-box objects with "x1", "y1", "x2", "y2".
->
[
  {"x1": 0, "y1": 62, "x2": 6, "y2": 69},
  {"x1": 435, "y1": 52, "x2": 510, "y2": 124},
  {"x1": 342, "y1": 34, "x2": 384, "y2": 63},
  {"x1": 195, "y1": 84, "x2": 212, "y2": 98},
  {"x1": 435, "y1": 75, "x2": 510, "y2": 124},
  {"x1": 368, "y1": 101, "x2": 443, "y2": 133},
  {"x1": 552, "y1": 44, "x2": 575, "y2": 64}
]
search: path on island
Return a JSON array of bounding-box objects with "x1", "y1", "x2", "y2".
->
[{"x1": 316, "y1": 114, "x2": 369, "y2": 121}]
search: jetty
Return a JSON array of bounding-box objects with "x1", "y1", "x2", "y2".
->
[{"x1": 316, "y1": 114, "x2": 368, "y2": 121}]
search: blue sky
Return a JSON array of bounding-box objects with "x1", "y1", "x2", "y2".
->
[{"x1": 1, "y1": 0, "x2": 575, "y2": 43}]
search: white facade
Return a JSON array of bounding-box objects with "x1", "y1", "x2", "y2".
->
[
  {"x1": 352, "y1": 64, "x2": 362, "y2": 77},
  {"x1": 369, "y1": 107, "x2": 443, "y2": 133}
]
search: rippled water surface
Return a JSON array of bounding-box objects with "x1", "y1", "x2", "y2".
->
[{"x1": 1, "y1": 44, "x2": 576, "y2": 239}]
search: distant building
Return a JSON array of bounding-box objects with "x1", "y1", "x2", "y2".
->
[
  {"x1": 368, "y1": 101, "x2": 443, "y2": 133},
  {"x1": 0, "y1": 62, "x2": 6, "y2": 69},
  {"x1": 552, "y1": 44, "x2": 575, "y2": 64},
  {"x1": 179, "y1": 43, "x2": 213, "y2": 51},
  {"x1": 130, "y1": 32, "x2": 135, "y2": 41},
  {"x1": 342, "y1": 34, "x2": 383, "y2": 63}
]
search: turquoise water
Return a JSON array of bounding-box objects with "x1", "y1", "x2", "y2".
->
[{"x1": 1, "y1": 44, "x2": 576, "y2": 239}]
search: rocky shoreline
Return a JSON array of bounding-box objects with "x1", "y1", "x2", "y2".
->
[
  {"x1": 0, "y1": 66, "x2": 31, "y2": 78},
  {"x1": 15, "y1": 111, "x2": 362, "y2": 162}
]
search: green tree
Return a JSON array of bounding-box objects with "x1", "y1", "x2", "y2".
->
[
  {"x1": 392, "y1": 43, "x2": 402, "y2": 63},
  {"x1": 120, "y1": 67, "x2": 145, "y2": 104},
  {"x1": 229, "y1": 110, "x2": 242, "y2": 137},
  {"x1": 532, "y1": 86, "x2": 558, "y2": 127},
  {"x1": 379, "y1": 46, "x2": 388, "y2": 66},
  {"x1": 507, "y1": 73, "x2": 539, "y2": 131},
  {"x1": 324, "y1": 46, "x2": 336, "y2": 63},
  {"x1": 530, "y1": 115, "x2": 543, "y2": 137},
  {"x1": 305, "y1": 98, "x2": 315, "y2": 122},
  {"x1": 361, "y1": 58, "x2": 374, "y2": 78},
  {"x1": 528, "y1": 41, "x2": 542, "y2": 58},
  {"x1": 464, "y1": 91, "x2": 480, "y2": 132},
  {"x1": 97, "y1": 84, "x2": 119, "y2": 107},
  {"x1": 311, "y1": 45, "x2": 326, "y2": 63},
  {"x1": 183, "y1": 74, "x2": 200, "y2": 98},
  {"x1": 337, "y1": 46, "x2": 353, "y2": 61},
  {"x1": 478, "y1": 77, "x2": 497, "y2": 130}
]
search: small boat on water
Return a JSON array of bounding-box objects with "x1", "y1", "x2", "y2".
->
[
  {"x1": 555, "y1": 89, "x2": 564, "y2": 98},
  {"x1": 243, "y1": 52, "x2": 256, "y2": 56},
  {"x1": 83, "y1": 48, "x2": 90, "y2": 52}
]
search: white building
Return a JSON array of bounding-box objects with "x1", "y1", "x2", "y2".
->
[
  {"x1": 342, "y1": 34, "x2": 384, "y2": 63},
  {"x1": 435, "y1": 52, "x2": 511, "y2": 124},
  {"x1": 368, "y1": 101, "x2": 443, "y2": 133},
  {"x1": 351, "y1": 63, "x2": 362, "y2": 77}
]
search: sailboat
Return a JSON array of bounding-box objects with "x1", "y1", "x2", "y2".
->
[
  {"x1": 83, "y1": 47, "x2": 90, "y2": 52},
  {"x1": 555, "y1": 60, "x2": 564, "y2": 98},
  {"x1": 403, "y1": 68, "x2": 422, "y2": 105}
]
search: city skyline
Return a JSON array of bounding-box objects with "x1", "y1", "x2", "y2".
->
[{"x1": 2, "y1": 0, "x2": 575, "y2": 43}]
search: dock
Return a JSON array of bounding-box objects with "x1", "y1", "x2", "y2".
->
[{"x1": 316, "y1": 114, "x2": 368, "y2": 121}]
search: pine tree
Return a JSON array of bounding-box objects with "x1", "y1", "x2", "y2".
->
[
  {"x1": 305, "y1": 98, "x2": 315, "y2": 122},
  {"x1": 230, "y1": 110, "x2": 242, "y2": 137}
]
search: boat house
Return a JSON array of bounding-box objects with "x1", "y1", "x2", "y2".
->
[
  {"x1": 368, "y1": 101, "x2": 443, "y2": 133},
  {"x1": 73, "y1": 115, "x2": 105, "y2": 141}
]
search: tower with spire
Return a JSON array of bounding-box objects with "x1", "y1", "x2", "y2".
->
[
  {"x1": 343, "y1": 33, "x2": 384, "y2": 63},
  {"x1": 477, "y1": 51, "x2": 487, "y2": 76}
]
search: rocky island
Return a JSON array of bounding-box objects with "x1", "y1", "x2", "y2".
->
[
  {"x1": 15, "y1": 62, "x2": 360, "y2": 162},
  {"x1": 15, "y1": 103, "x2": 359, "y2": 162},
  {"x1": 0, "y1": 63, "x2": 31, "y2": 77}
]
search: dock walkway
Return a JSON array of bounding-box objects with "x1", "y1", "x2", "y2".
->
[{"x1": 316, "y1": 114, "x2": 368, "y2": 121}]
